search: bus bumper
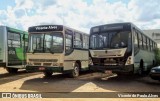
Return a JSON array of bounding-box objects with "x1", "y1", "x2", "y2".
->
[
  {"x1": 89, "y1": 64, "x2": 134, "y2": 73},
  {"x1": 26, "y1": 65, "x2": 64, "y2": 73},
  {"x1": 0, "y1": 62, "x2": 6, "y2": 67}
]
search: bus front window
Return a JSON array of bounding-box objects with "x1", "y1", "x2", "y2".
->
[
  {"x1": 89, "y1": 31, "x2": 131, "y2": 49},
  {"x1": 45, "y1": 33, "x2": 63, "y2": 53},
  {"x1": 110, "y1": 31, "x2": 130, "y2": 48},
  {"x1": 28, "y1": 33, "x2": 63, "y2": 53},
  {"x1": 29, "y1": 34, "x2": 44, "y2": 53}
]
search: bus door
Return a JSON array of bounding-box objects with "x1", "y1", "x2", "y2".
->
[
  {"x1": 22, "y1": 34, "x2": 28, "y2": 65},
  {"x1": 7, "y1": 32, "x2": 25, "y2": 68}
]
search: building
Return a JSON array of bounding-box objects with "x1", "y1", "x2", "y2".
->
[{"x1": 143, "y1": 29, "x2": 160, "y2": 48}]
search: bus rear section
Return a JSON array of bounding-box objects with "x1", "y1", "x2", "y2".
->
[
  {"x1": 89, "y1": 23, "x2": 134, "y2": 73},
  {"x1": 0, "y1": 26, "x2": 28, "y2": 73},
  {"x1": 0, "y1": 26, "x2": 7, "y2": 67},
  {"x1": 26, "y1": 25, "x2": 89, "y2": 77}
]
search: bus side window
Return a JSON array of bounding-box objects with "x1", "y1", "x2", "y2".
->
[
  {"x1": 138, "y1": 32, "x2": 143, "y2": 49},
  {"x1": 143, "y1": 35, "x2": 146, "y2": 50},
  {"x1": 8, "y1": 32, "x2": 21, "y2": 48},
  {"x1": 154, "y1": 43, "x2": 156, "y2": 50},
  {"x1": 149, "y1": 39, "x2": 151, "y2": 51},
  {"x1": 74, "y1": 32, "x2": 82, "y2": 48},
  {"x1": 134, "y1": 30, "x2": 139, "y2": 48},
  {"x1": 65, "y1": 30, "x2": 73, "y2": 55},
  {"x1": 151, "y1": 41, "x2": 153, "y2": 51},
  {"x1": 82, "y1": 35, "x2": 89, "y2": 49},
  {"x1": 146, "y1": 38, "x2": 149, "y2": 51}
]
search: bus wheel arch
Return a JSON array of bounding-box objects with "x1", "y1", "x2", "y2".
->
[
  {"x1": 75, "y1": 60, "x2": 81, "y2": 70},
  {"x1": 6, "y1": 68, "x2": 18, "y2": 73},
  {"x1": 70, "y1": 60, "x2": 81, "y2": 78}
]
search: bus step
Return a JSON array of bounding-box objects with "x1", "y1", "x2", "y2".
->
[{"x1": 6, "y1": 65, "x2": 26, "y2": 69}]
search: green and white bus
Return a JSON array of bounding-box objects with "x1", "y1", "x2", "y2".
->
[
  {"x1": 89, "y1": 22, "x2": 157, "y2": 75},
  {"x1": 26, "y1": 25, "x2": 89, "y2": 77},
  {"x1": 0, "y1": 26, "x2": 28, "y2": 73}
]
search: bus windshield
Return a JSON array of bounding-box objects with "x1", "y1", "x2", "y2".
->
[
  {"x1": 28, "y1": 32, "x2": 63, "y2": 53},
  {"x1": 90, "y1": 31, "x2": 131, "y2": 49}
]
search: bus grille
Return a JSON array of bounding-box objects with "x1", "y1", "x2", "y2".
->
[
  {"x1": 34, "y1": 63, "x2": 41, "y2": 66},
  {"x1": 92, "y1": 58, "x2": 125, "y2": 66},
  {"x1": 43, "y1": 63, "x2": 52, "y2": 66},
  {"x1": 29, "y1": 59, "x2": 58, "y2": 62}
]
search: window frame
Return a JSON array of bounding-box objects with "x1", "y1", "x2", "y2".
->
[
  {"x1": 65, "y1": 29, "x2": 74, "y2": 55},
  {"x1": 134, "y1": 29, "x2": 139, "y2": 48},
  {"x1": 137, "y1": 31, "x2": 143, "y2": 49},
  {"x1": 82, "y1": 34, "x2": 89, "y2": 49},
  {"x1": 74, "y1": 32, "x2": 83, "y2": 49},
  {"x1": 7, "y1": 31, "x2": 21, "y2": 48}
]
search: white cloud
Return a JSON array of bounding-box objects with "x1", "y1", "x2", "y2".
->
[
  {"x1": 129, "y1": 0, "x2": 160, "y2": 22},
  {"x1": 0, "y1": 0, "x2": 160, "y2": 33}
]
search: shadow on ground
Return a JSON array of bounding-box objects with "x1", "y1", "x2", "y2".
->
[
  {"x1": 0, "y1": 69, "x2": 41, "y2": 85},
  {"x1": 20, "y1": 71, "x2": 160, "y2": 92}
]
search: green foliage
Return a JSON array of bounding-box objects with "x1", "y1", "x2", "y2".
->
[{"x1": 154, "y1": 48, "x2": 160, "y2": 65}]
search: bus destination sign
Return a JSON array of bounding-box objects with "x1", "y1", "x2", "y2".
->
[{"x1": 28, "y1": 25, "x2": 63, "y2": 32}]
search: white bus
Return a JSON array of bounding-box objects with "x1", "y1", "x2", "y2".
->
[
  {"x1": 89, "y1": 22, "x2": 157, "y2": 75},
  {"x1": 0, "y1": 26, "x2": 28, "y2": 73},
  {"x1": 26, "y1": 25, "x2": 89, "y2": 77}
]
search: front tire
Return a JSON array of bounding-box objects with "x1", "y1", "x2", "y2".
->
[
  {"x1": 43, "y1": 71, "x2": 53, "y2": 77},
  {"x1": 70, "y1": 63, "x2": 80, "y2": 78}
]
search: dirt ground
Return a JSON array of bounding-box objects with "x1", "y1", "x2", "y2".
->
[{"x1": 0, "y1": 67, "x2": 159, "y2": 101}]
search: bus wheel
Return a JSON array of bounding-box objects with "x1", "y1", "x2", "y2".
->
[
  {"x1": 152, "y1": 60, "x2": 155, "y2": 67},
  {"x1": 6, "y1": 68, "x2": 18, "y2": 73},
  {"x1": 138, "y1": 60, "x2": 144, "y2": 76},
  {"x1": 43, "y1": 71, "x2": 53, "y2": 77},
  {"x1": 70, "y1": 63, "x2": 80, "y2": 78}
]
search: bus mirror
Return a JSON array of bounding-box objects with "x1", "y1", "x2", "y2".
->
[{"x1": 23, "y1": 34, "x2": 25, "y2": 40}]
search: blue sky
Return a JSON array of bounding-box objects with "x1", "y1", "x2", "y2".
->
[
  {"x1": 0, "y1": 0, "x2": 160, "y2": 33},
  {"x1": 0, "y1": 0, "x2": 15, "y2": 10}
]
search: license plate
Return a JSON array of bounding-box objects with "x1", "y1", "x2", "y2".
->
[
  {"x1": 39, "y1": 67, "x2": 45, "y2": 70},
  {"x1": 105, "y1": 70, "x2": 112, "y2": 74}
]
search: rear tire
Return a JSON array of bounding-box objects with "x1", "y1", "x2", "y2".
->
[
  {"x1": 70, "y1": 63, "x2": 80, "y2": 78},
  {"x1": 138, "y1": 60, "x2": 144, "y2": 76},
  {"x1": 6, "y1": 68, "x2": 18, "y2": 73},
  {"x1": 153, "y1": 60, "x2": 155, "y2": 67},
  {"x1": 43, "y1": 71, "x2": 53, "y2": 77}
]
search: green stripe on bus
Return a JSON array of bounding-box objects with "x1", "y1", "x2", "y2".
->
[{"x1": 15, "y1": 48, "x2": 25, "y2": 60}]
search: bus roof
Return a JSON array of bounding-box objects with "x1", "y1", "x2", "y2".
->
[
  {"x1": 90, "y1": 22, "x2": 132, "y2": 29},
  {"x1": 90, "y1": 22, "x2": 157, "y2": 44},
  {"x1": 7, "y1": 27, "x2": 28, "y2": 34},
  {"x1": 28, "y1": 25, "x2": 88, "y2": 35},
  {"x1": 0, "y1": 26, "x2": 28, "y2": 34}
]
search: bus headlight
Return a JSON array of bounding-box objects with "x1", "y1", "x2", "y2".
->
[
  {"x1": 126, "y1": 57, "x2": 131, "y2": 65},
  {"x1": 59, "y1": 63, "x2": 63, "y2": 67},
  {"x1": 127, "y1": 60, "x2": 131, "y2": 64},
  {"x1": 89, "y1": 57, "x2": 93, "y2": 65}
]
